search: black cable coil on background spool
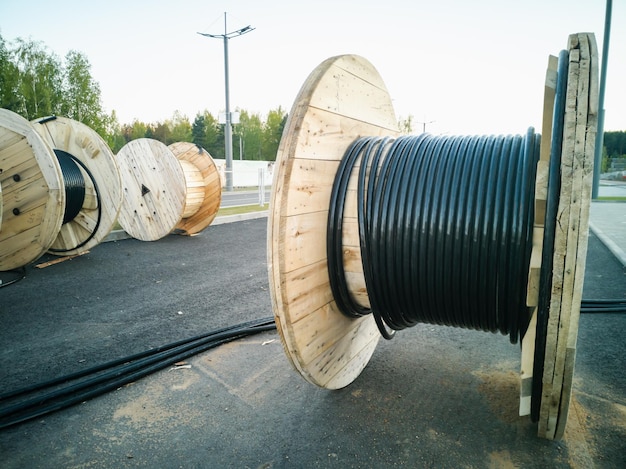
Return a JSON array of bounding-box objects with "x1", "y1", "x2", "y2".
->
[
  {"x1": 50, "y1": 148, "x2": 103, "y2": 252},
  {"x1": 54, "y1": 149, "x2": 86, "y2": 225},
  {"x1": 328, "y1": 130, "x2": 541, "y2": 343}
]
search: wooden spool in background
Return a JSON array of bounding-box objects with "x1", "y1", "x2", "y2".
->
[
  {"x1": 168, "y1": 142, "x2": 222, "y2": 236},
  {"x1": 32, "y1": 116, "x2": 123, "y2": 255},
  {"x1": 268, "y1": 32, "x2": 598, "y2": 440},
  {"x1": 116, "y1": 138, "x2": 186, "y2": 242},
  {"x1": 0, "y1": 109, "x2": 65, "y2": 271}
]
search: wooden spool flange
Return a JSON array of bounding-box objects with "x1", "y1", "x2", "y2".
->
[
  {"x1": 0, "y1": 109, "x2": 65, "y2": 271},
  {"x1": 116, "y1": 138, "x2": 186, "y2": 241},
  {"x1": 32, "y1": 116, "x2": 123, "y2": 255},
  {"x1": 268, "y1": 55, "x2": 400, "y2": 389},
  {"x1": 526, "y1": 33, "x2": 598, "y2": 440},
  {"x1": 268, "y1": 33, "x2": 598, "y2": 440},
  {"x1": 168, "y1": 142, "x2": 222, "y2": 235}
]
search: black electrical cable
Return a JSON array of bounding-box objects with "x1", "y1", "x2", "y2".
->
[
  {"x1": 48, "y1": 149, "x2": 103, "y2": 253},
  {"x1": 580, "y1": 299, "x2": 626, "y2": 313},
  {"x1": 34, "y1": 116, "x2": 104, "y2": 254},
  {"x1": 0, "y1": 267, "x2": 26, "y2": 288},
  {"x1": 54, "y1": 149, "x2": 86, "y2": 224},
  {"x1": 0, "y1": 317, "x2": 273, "y2": 401},
  {"x1": 0, "y1": 317, "x2": 276, "y2": 429},
  {"x1": 328, "y1": 131, "x2": 540, "y2": 344}
]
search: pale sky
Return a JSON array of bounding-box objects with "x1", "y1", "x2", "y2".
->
[{"x1": 1, "y1": 0, "x2": 624, "y2": 135}]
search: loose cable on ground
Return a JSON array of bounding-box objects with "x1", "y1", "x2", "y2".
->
[{"x1": 0, "y1": 316, "x2": 276, "y2": 429}]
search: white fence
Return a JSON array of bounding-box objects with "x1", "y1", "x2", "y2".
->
[{"x1": 213, "y1": 159, "x2": 275, "y2": 188}]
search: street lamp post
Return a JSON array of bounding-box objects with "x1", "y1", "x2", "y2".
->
[
  {"x1": 592, "y1": 0, "x2": 612, "y2": 199},
  {"x1": 199, "y1": 12, "x2": 254, "y2": 191}
]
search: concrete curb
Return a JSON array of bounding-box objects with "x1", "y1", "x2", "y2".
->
[
  {"x1": 589, "y1": 221, "x2": 626, "y2": 267},
  {"x1": 210, "y1": 210, "x2": 268, "y2": 226},
  {"x1": 104, "y1": 210, "x2": 269, "y2": 243}
]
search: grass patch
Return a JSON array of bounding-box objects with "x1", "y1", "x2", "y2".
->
[
  {"x1": 217, "y1": 204, "x2": 269, "y2": 217},
  {"x1": 110, "y1": 204, "x2": 269, "y2": 231},
  {"x1": 597, "y1": 196, "x2": 626, "y2": 202}
]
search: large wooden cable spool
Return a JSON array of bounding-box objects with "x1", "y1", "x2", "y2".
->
[
  {"x1": 0, "y1": 109, "x2": 65, "y2": 271},
  {"x1": 116, "y1": 138, "x2": 186, "y2": 241},
  {"x1": 267, "y1": 33, "x2": 598, "y2": 440},
  {"x1": 31, "y1": 116, "x2": 123, "y2": 256},
  {"x1": 168, "y1": 141, "x2": 222, "y2": 235}
]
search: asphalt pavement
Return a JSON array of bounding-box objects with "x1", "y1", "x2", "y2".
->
[{"x1": 0, "y1": 188, "x2": 624, "y2": 468}]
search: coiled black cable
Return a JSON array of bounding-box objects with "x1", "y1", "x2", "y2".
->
[
  {"x1": 48, "y1": 149, "x2": 103, "y2": 253},
  {"x1": 328, "y1": 130, "x2": 540, "y2": 344},
  {"x1": 54, "y1": 149, "x2": 86, "y2": 225}
]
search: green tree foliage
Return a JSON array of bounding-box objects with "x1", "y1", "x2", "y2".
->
[
  {"x1": 106, "y1": 110, "x2": 126, "y2": 153},
  {"x1": 191, "y1": 111, "x2": 222, "y2": 158},
  {"x1": 167, "y1": 111, "x2": 192, "y2": 144},
  {"x1": 9, "y1": 37, "x2": 64, "y2": 119},
  {"x1": 191, "y1": 113, "x2": 208, "y2": 150},
  {"x1": 398, "y1": 115, "x2": 414, "y2": 134},
  {"x1": 0, "y1": 35, "x2": 21, "y2": 111},
  {"x1": 603, "y1": 131, "x2": 626, "y2": 158},
  {"x1": 124, "y1": 120, "x2": 150, "y2": 142},
  {"x1": 261, "y1": 106, "x2": 287, "y2": 161},
  {"x1": 0, "y1": 33, "x2": 289, "y2": 161},
  {"x1": 236, "y1": 109, "x2": 263, "y2": 160},
  {"x1": 0, "y1": 34, "x2": 111, "y2": 137},
  {"x1": 62, "y1": 50, "x2": 107, "y2": 135}
]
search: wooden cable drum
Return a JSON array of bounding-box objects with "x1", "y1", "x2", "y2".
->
[
  {"x1": 168, "y1": 141, "x2": 222, "y2": 235},
  {"x1": 0, "y1": 109, "x2": 65, "y2": 271},
  {"x1": 267, "y1": 33, "x2": 598, "y2": 440},
  {"x1": 31, "y1": 116, "x2": 123, "y2": 256},
  {"x1": 115, "y1": 138, "x2": 186, "y2": 241}
]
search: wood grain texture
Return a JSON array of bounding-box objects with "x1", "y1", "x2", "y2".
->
[
  {"x1": 537, "y1": 33, "x2": 598, "y2": 440},
  {"x1": 168, "y1": 141, "x2": 222, "y2": 235},
  {"x1": 267, "y1": 55, "x2": 399, "y2": 389},
  {"x1": 520, "y1": 54, "x2": 559, "y2": 417},
  {"x1": 116, "y1": 138, "x2": 186, "y2": 241},
  {"x1": 32, "y1": 116, "x2": 122, "y2": 255},
  {"x1": 0, "y1": 109, "x2": 64, "y2": 271}
]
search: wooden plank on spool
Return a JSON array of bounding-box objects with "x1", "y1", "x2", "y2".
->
[
  {"x1": 557, "y1": 33, "x2": 598, "y2": 441},
  {"x1": 537, "y1": 33, "x2": 597, "y2": 440},
  {"x1": 168, "y1": 142, "x2": 222, "y2": 236},
  {"x1": 553, "y1": 32, "x2": 597, "y2": 441},
  {"x1": 32, "y1": 116, "x2": 122, "y2": 255},
  {"x1": 35, "y1": 251, "x2": 89, "y2": 268},
  {"x1": 521, "y1": 53, "x2": 559, "y2": 416},
  {"x1": 538, "y1": 42, "x2": 580, "y2": 440},
  {"x1": 0, "y1": 109, "x2": 64, "y2": 271},
  {"x1": 178, "y1": 159, "x2": 205, "y2": 218},
  {"x1": 268, "y1": 54, "x2": 399, "y2": 389},
  {"x1": 116, "y1": 139, "x2": 186, "y2": 241}
]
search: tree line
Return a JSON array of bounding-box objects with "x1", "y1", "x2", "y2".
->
[
  {"x1": 0, "y1": 34, "x2": 286, "y2": 159},
  {"x1": 2, "y1": 34, "x2": 624, "y2": 162}
]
